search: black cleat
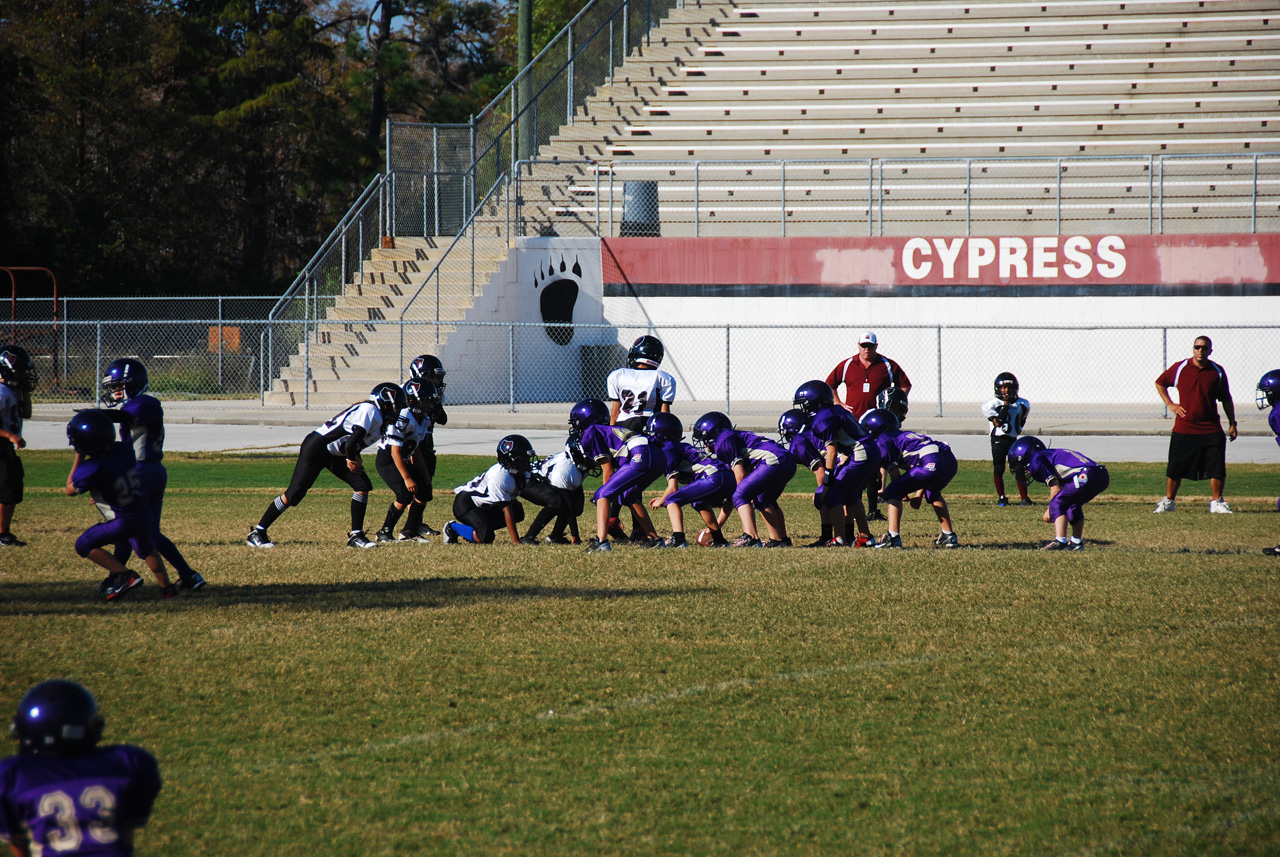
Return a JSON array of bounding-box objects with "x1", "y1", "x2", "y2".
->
[
  {"x1": 347, "y1": 531, "x2": 377, "y2": 549},
  {"x1": 246, "y1": 527, "x2": 275, "y2": 549},
  {"x1": 178, "y1": 572, "x2": 206, "y2": 591},
  {"x1": 106, "y1": 571, "x2": 144, "y2": 602}
]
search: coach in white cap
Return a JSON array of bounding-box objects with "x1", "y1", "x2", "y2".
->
[{"x1": 825, "y1": 331, "x2": 912, "y2": 418}]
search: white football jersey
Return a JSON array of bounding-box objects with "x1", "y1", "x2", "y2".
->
[
  {"x1": 377, "y1": 407, "x2": 430, "y2": 456},
  {"x1": 606, "y1": 367, "x2": 676, "y2": 421},
  {"x1": 535, "y1": 450, "x2": 585, "y2": 490},
  {"x1": 314, "y1": 401, "x2": 384, "y2": 456},
  {"x1": 454, "y1": 463, "x2": 521, "y2": 506},
  {"x1": 981, "y1": 396, "x2": 1031, "y2": 439}
]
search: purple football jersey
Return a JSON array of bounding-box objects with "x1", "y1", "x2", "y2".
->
[
  {"x1": 118, "y1": 395, "x2": 164, "y2": 463},
  {"x1": 873, "y1": 429, "x2": 950, "y2": 469},
  {"x1": 787, "y1": 432, "x2": 826, "y2": 472},
  {"x1": 578, "y1": 424, "x2": 645, "y2": 468},
  {"x1": 709, "y1": 430, "x2": 791, "y2": 472},
  {"x1": 1026, "y1": 448, "x2": 1101, "y2": 486},
  {"x1": 71, "y1": 443, "x2": 151, "y2": 522},
  {"x1": 1270, "y1": 407, "x2": 1280, "y2": 446},
  {"x1": 669, "y1": 441, "x2": 732, "y2": 482},
  {"x1": 809, "y1": 406, "x2": 868, "y2": 454},
  {"x1": 0, "y1": 744, "x2": 161, "y2": 856}
]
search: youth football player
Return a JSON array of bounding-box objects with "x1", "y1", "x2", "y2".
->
[
  {"x1": 100, "y1": 358, "x2": 205, "y2": 591},
  {"x1": 1256, "y1": 370, "x2": 1280, "y2": 556},
  {"x1": 691, "y1": 412, "x2": 796, "y2": 548},
  {"x1": 981, "y1": 371, "x2": 1033, "y2": 507},
  {"x1": 646, "y1": 413, "x2": 734, "y2": 548},
  {"x1": 65, "y1": 410, "x2": 177, "y2": 601},
  {"x1": 577, "y1": 421, "x2": 666, "y2": 552},
  {"x1": 1008, "y1": 437, "x2": 1110, "y2": 551},
  {"x1": 0, "y1": 345, "x2": 36, "y2": 547},
  {"x1": 794, "y1": 380, "x2": 880, "y2": 548},
  {"x1": 1, "y1": 679, "x2": 162, "y2": 857},
  {"x1": 519, "y1": 440, "x2": 588, "y2": 545},
  {"x1": 861, "y1": 409, "x2": 960, "y2": 549},
  {"x1": 444, "y1": 435, "x2": 536, "y2": 545},
  {"x1": 247, "y1": 383, "x2": 405, "y2": 549},
  {"x1": 374, "y1": 380, "x2": 436, "y2": 543},
  {"x1": 407, "y1": 354, "x2": 448, "y2": 535}
]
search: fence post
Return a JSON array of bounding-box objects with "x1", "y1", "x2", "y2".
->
[
  {"x1": 62, "y1": 297, "x2": 69, "y2": 383},
  {"x1": 509, "y1": 323, "x2": 517, "y2": 412},
  {"x1": 1161, "y1": 327, "x2": 1168, "y2": 419},
  {"x1": 304, "y1": 278, "x2": 311, "y2": 411},
  {"x1": 724, "y1": 325, "x2": 731, "y2": 414},
  {"x1": 936, "y1": 325, "x2": 943, "y2": 418},
  {"x1": 260, "y1": 328, "x2": 266, "y2": 406},
  {"x1": 95, "y1": 322, "x2": 102, "y2": 406},
  {"x1": 218, "y1": 297, "x2": 224, "y2": 391}
]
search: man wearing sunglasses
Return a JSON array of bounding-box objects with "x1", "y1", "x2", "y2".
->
[{"x1": 1153, "y1": 336, "x2": 1238, "y2": 514}]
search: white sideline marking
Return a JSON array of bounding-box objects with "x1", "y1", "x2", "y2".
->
[{"x1": 263, "y1": 616, "x2": 1268, "y2": 767}]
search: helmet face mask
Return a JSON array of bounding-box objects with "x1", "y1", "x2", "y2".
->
[
  {"x1": 1257, "y1": 369, "x2": 1280, "y2": 409},
  {"x1": 994, "y1": 372, "x2": 1020, "y2": 401},
  {"x1": 792, "y1": 380, "x2": 834, "y2": 415},
  {"x1": 876, "y1": 387, "x2": 909, "y2": 418},
  {"x1": 10, "y1": 680, "x2": 105, "y2": 756},
  {"x1": 403, "y1": 379, "x2": 436, "y2": 418},
  {"x1": 0, "y1": 345, "x2": 38, "y2": 392},
  {"x1": 1007, "y1": 436, "x2": 1046, "y2": 480},
  {"x1": 101, "y1": 358, "x2": 149, "y2": 406},
  {"x1": 627, "y1": 335, "x2": 664, "y2": 369},
  {"x1": 567, "y1": 438, "x2": 601, "y2": 477},
  {"x1": 370, "y1": 382, "x2": 408, "y2": 423}
]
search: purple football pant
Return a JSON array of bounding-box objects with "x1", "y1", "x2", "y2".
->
[
  {"x1": 1047, "y1": 465, "x2": 1109, "y2": 524},
  {"x1": 882, "y1": 449, "x2": 958, "y2": 504},
  {"x1": 665, "y1": 471, "x2": 735, "y2": 511},
  {"x1": 732, "y1": 459, "x2": 798, "y2": 509},
  {"x1": 77, "y1": 513, "x2": 153, "y2": 559},
  {"x1": 593, "y1": 448, "x2": 663, "y2": 505},
  {"x1": 821, "y1": 452, "x2": 882, "y2": 508}
]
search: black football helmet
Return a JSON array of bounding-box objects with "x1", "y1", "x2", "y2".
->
[
  {"x1": 793, "y1": 380, "x2": 834, "y2": 415},
  {"x1": 876, "y1": 387, "x2": 909, "y2": 419},
  {"x1": 859, "y1": 408, "x2": 900, "y2": 437},
  {"x1": 692, "y1": 411, "x2": 733, "y2": 451},
  {"x1": 66, "y1": 410, "x2": 117, "y2": 456},
  {"x1": 370, "y1": 382, "x2": 408, "y2": 423},
  {"x1": 1257, "y1": 369, "x2": 1280, "y2": 410},
  {"x1": 994, "y1": 371, "x2": 1019, "y2": 400},
  {"x1": 409, "y1": 355, "x2": 446, "y2": 395},
  {"x1": 10, "y1": 679, "x2": 105, "y2": 756},
  {"x1": 497, "y1": 434, "x2": 535, "y2": 472},
  {"x1": 101, "y1": 357, "x2": 149, "y2": 406},
  {"x1": 627, "y1": 335, "x2": 665, "y2": 369},
  {"x1": 778, "y1": 409, "x2": 810, "y2": 443},
  {"x1": 1007, "y1": 436, "x2": 1046, "y2": 481},
  {"x1": 645, "y1": 412, "x2": 683, "y2": 442},
  {"x1": 403, "y1": 379, "x2": 437, "y2": 418},
  {"x1": 568, "y1": 398, "x2": 610, "y2": 436},
  {"x1": 0, "y1": 344, "x2": 38, "y2": 392},
  {"x1": 566, "y1": 437, "x2": 601, "y2": 477}
]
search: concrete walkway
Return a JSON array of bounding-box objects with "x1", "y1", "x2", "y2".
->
[{"x1": 23, "y1": 400, "x2": 1280, "y2": 463}]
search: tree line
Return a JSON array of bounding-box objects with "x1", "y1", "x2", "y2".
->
[{"x1": 0, "y1": 0, "x2": 586, "y2": 298}]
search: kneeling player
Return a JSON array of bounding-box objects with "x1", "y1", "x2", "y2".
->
[
  {"x1": 1009, "y1": 437, "x2": 1110, "y2": 551},
  {"x1": 444, "y1": 435, "x2": 535, "y2": 545},
  {"x1": 65, "y1": 410, "x2": 176, "y2": 601},
  {"x1": 861, "y1": 409, "x2": 959, "y2": 549}
]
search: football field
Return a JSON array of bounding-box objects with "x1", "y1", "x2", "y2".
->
[{"x1": 3, "y1": 451, "x2": 1279, "y2": 855}]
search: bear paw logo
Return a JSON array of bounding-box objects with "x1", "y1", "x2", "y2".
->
[{"x1": 533, "y1": 255, "x2": 581, "y2": 346}]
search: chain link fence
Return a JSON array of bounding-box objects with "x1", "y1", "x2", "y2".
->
[{"x1": 12, "y1": 316, "x2": 1275, "y2": 423}]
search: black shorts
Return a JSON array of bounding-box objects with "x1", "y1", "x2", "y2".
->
[
  {"x1": 616, "y1": 416, "x2": 649, "y2": 433},
  {"x1": 375, "y1": 447, "x2": 432, "y2": 505},
  {"x1": 1166, "y1": 431, "x2": 1227, "y2": 482},
  {"x1": 284, "y1": 434, "x2": 373, "y2": 505},
  {"x1": 520, "y1": 476, "x2": 585, "y2": 517},
  {"x1": 0, "y1": 448, "x2": 22, "y2": 505},
  {"x1": 452, "y1": 492, "x2": 524, "y2": 543},
  {"x1": 990, "y1": 434, "x2": 1016, "y2": 475}
]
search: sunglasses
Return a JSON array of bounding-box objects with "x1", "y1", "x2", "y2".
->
[{"x1": 1194, "y1": 344, "x2": 1211, "y2": 351}]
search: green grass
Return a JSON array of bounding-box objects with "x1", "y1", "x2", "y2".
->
[{"x1": 3, "y1": 454, "x2": 1279, "y2": 855}]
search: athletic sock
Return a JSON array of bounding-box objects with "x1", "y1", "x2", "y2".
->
[
  {"x1": 381, "y1": 503, "x2": 404, "y2": 533},
  {"x1": 402, "y1": 503, "x2": 424, "y2": 533},
  {"x1": 452, "y1": 521, "x2": 477, "y2": 543},
  {"x1": 258, "y1": 495, "x2": 288, "y2": 530},
  {"x1": 350, "y1": 493, "x2": 368, "y2": 532}
]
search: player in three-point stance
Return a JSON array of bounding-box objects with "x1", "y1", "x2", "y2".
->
[
  {"x1": 0, "y1": 345, "x2": 36, "y2": 547},
  {"x1": 1, "y1": 679, "x2": 162, "y2": 857},
  {"x1": 861, "y1": 408, "x2": 960, "y2": 549},
  {"x1": 794, "y1": 380, "x2": 880, "y2": 548},
  {"x1": 645, "y1": 412, "x2": 734, "y2": 549},
  {"x1": 518, "y1": 440, "x2": 588, "y2": 545},
  {"x1": 443, "y1": 435, "x2": 536, "y2": 545},
  {"x1": 1257, "y1": 369, "x2": 1280, "y2": 556},
  {"x1": 1008, "y1": 437, "x2": 1109, "y2": 551},
  {"x1": 373, "y1": 380, "x2": 437, "y2": 544},
  {"x1": 65, "y1": 410, "x2": 177, "y2": 601},
  {"x1": 981, "y1": 371, "x2": 1033, "y2": 507},
  {"x1": 99, "y1": 358, "x2": 205, "y2": 591},
  {"x1": 246, "y1": 383, "x2": 406, "y2": 549},
  {"x1": 691, "y1": 411, "x2": 796, "y2": 548}
]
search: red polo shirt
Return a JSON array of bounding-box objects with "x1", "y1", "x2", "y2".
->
[
  {"x1": 1156, "y1": 358, "x2": 1231, "y2": 435},
  {"x1": 825, "y1": 354, "x2": 911, "y2": 417}
]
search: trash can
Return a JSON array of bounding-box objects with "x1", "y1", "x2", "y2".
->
[{"x1": 620, "y1": 181, "x2": 660, "y2": 237}]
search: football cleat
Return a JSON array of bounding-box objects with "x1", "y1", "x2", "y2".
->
[
  {"x1": 246, "y1": 527, "x2": 275, "y2": 548},
  {"x1": 584, "y1": 538, "x2": 612, "y2": 553},
  {"x1": 731, "y1": 534, "x2": 762, "y2": 548},
  {"x1": 347, "y1": 530, "x2": 377, "y2": 549},
  {"x1": 1066, "y1": 541, "x2": 1085, "y2": 551},
  {"x1": 1041, "y1": 540, "x2": 1070, "y2": 551},
  {"x1": 606, "y1": 517, "x2": 628, "y2": 541},
  {"x1": 934, "y1": 532, "x2": 960, "y2": 549},
  {"x1": 1209, "y1": 499, "x2": 1233, "y2": 514},
  {"x1": 178, "y1": 572, "x2": 206, "y2": 591},
  {"x1": 418, "y1": 524, "x2": 442, "y2": 537},
  {"x1": 544, "y1": 535, "x2": 572, "y2": 545},
  {"x1": 762, "y1": 538, "x2": 791, "y2": 548},
  {"x1": 1153, "y1": 497, "x2": 1175, "y2": 513},
  {"x1": 161, "y1": 585, "x2": 180, "y2": 600},
  {"x1": 1018, "y1": 498, "x2": 1034, "y2": 507},
  {"x1": 97, "y1": 573, "x2": 117, "y2": 595},
  {"x1": 518, "y1": 536, "x2": 541, "y2": 545},
  {"x1": 0, "y1": 532, "x2": 27, "y2": 547},
  {"x1": 853, "y1": 534, "x2": 874, "y2": 548},
  {"x1": 375, "y1": 528, "x2": 396, "y2": 544},
  {"x1": 873, "y1": 533, "x2": 903, "y2": 549},
  {"x1": 803, "y1": 537, "x2": 843, "y2": 548},
  {"x1": 997, "y1": 496, "x2": 1009, "y2": 507},
  {"x1": 443, "y1": 522, "x2": 459, "y2": 544},
  {"x1": 105, "y1": 571, "x2": 144, "y2": 602},
  {"x1": 1264, "y1": 545, "x2": 1280, "y2": 556},
  {"x1": 398, "y1": 529, "x2": 430, "y2": 543},
  {"x1": 867, "y1": 509, "x2": 888, "y2": 522}
]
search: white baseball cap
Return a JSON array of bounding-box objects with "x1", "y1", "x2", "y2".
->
[{"x1": 858, "y1": 331, "x2": 878, "y2": 346}]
